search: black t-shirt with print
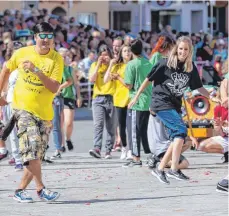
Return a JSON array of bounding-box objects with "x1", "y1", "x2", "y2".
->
[{"x1": 147, "y1": 59, "x2": 203, "y2": 113}]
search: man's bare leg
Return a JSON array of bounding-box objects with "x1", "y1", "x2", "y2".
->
[{"x1": 18, "y1": 159, "x2": 44, "y2": 192}]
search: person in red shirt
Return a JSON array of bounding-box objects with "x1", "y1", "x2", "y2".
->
[{"x1": 198, "y1": 105, "x2": 228, "y2": 163}]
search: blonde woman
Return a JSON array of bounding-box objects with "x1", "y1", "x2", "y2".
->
[
  {"x1": 129, "y1": 36, "x2": 210, "y2": 184},
  {"x1": 104, "y1": 45, "x2": 132, "y2": 159}
]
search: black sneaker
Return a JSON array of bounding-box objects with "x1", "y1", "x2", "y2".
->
[
  {"x1": 89, "y1": 149, "x2": 101, "y2": 158},
  {"x1": 60, "y1": 146, "x2": 66, "y2": 153},
  {"x1": 122, "y1": 160, "x2": 142, "y2": 168},
  {"x1": 148, "y1": 154, "x2": 160, "y2": 169},
  {"x1": 167, "y1": 169, "x2": 190, "y2": 181},
  {"x1": 222, "y1": 152, "x2": 228, "y2": 163},
  {"x1": 42, "y1": 157, "x2": 54, "y2": 164},
  {"x1": 151, "y1": 167, "x2": 170, "y2": 185},
  {"x1": 216, "y1": 179, "x2": 228, "y2": 194},
  {"x1": 66, "y1": 140, "x2": 74, "y2": 151}
]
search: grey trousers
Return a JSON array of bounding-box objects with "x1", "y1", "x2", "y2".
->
[
  {"x1": 147, "y1": 114, "x2": 171, "y2": 156},
  {"x1": 92, "y1": 95, "x2": 115, "y2": 153}
]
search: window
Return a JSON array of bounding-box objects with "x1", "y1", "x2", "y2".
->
[
  {"x1": 76, "y1": 13, "x2": 97, "y2": 26},
  {"x1": 113, "y1": 11, "x2": 131, "y2": 31}
]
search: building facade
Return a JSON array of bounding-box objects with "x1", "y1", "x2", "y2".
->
[
  {"x1": 0, "y1": 0, "x2": 109, "y2": 29},
  {"x1": 109, "y1": 1, "x2": 209, "y2": 34}
]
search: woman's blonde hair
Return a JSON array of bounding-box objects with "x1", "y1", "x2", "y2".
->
[{"x1": 167, "y1": 36, "x2": 193, "y2": 73}]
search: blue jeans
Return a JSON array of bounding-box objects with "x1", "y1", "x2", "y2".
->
[
  {"x1": 52, "y1": 96, "x2": 64, "y2": 150},
  {"x1": 156, "y1": 109, "x2": 187, "y2": 141},
  {"x1": 3, "y1": 104, "x2": 22, "y2": 164}
]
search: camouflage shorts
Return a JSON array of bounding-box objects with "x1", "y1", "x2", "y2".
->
[{"x1": 15, "y1": 110, "x2": 52, "y2": 164}]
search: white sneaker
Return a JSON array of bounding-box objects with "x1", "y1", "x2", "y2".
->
[
  {"x1": 120, "y1": 147, "x2": 127, "y2": 160},
  {"x1": 126, "y1": 150, "x2": 133, "y2": 160},
  {"x1": 105, "y1": 152, "x2": 112, "y2": 159},
  {"x1": 51, "y1": 151, "x2": 61, "y2": 160}
]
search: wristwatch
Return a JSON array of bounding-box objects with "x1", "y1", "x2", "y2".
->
[{"x1": 33, "y1": 67, "x2": 40, "y2": 73}]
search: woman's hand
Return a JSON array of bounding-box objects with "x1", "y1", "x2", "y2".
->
[
  {"x1": 214, "y1": 117, "x2": 222, "y2": 128},
  {"x1": 110, "y1": 73, "x2": 119, "y2": 80},
  {"x1": 190, "y1": 136, "x2": 199, "y2": 149},
  {"x1": 76, "y1": 97, "x2": 82, "y2": 108}
]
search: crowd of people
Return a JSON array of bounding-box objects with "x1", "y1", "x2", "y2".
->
[{"x1": 0, "y1": 8, "x2": 228, "y2": 203}]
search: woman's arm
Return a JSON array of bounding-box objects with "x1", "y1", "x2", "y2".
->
[
  {"x1": 203, "y1": 46, "x2": 213, "y2": 56},
  {"x1": 104, "y1": 59, "x2": 116, "y2": 83},
  {"x1": 56, "y1": 78, "x2": 73, "y2": 95},
  {"x1": 89, "y1": 57, "x2": 102, "y2": 83},
  {"x1": 116, "y1": 75, "x2": 130, "y2": 88}
]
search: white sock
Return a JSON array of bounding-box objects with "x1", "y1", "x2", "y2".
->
[{"x1": 0, "y1": 148, "x2": 7, "y2": 154}]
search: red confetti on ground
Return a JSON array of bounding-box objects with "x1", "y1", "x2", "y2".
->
[
  {"x1": 85, "y1": 202, "x2": 91, "y2": 205},
  {"x1": 204, "y1": 171, "x2": 212, "y2": 175},
  {"x1": 8, "y1": 195, "x2": 13, "y2": 197},
  {"x1": 56, "y1": 171, "x2": 61, "y2": 173}
]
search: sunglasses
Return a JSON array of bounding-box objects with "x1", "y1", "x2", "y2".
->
[{"x1": 38, "y1": 33, "x2": 54, "y2": 40}]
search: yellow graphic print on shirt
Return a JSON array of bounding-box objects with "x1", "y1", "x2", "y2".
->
[{"x1": 6, "y1": 46, "x2": 64, "y2": 120}]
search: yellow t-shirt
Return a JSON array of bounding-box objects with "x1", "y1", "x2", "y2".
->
[
  {"x1": 111, "y1": 63, "x2": 129, "y2": 107},
  {"x1": 89, "y1": 62, "x2": 115, "y2": 98},
  {"x1": 6, "y1": 46, "x2": 64, "y2": 120}
]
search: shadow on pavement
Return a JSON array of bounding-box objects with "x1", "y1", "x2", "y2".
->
[{"x1": 47, "y1": 193, "x2": 211, "y2": 205}]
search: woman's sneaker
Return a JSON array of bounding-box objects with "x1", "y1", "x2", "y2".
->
[
  {"x1": 151, "y1": 166, "x2": 170, "y2": 185},
  {"x1": 216, "y1": 179, "x2": 228, "y2": 194},
  {"x1": 105, "y1": 152, "x2": 112, "y2": 159},
  {"x1": 66, "y1": 140, "x2": 74, "y2": 151},
  {"x1": 9, "y1": 158, "x2": 16, "y2": 166},
  {"x1": 14, "y1": 190, "x2": 33, "y2": 203},
  {"x1": 60, "y1": 146, "x2": 66, "y2": 153},
  {"x1": 89, "y1": 149, "x2": 101, "y2": 158},
  {"x1": 15, "y1": 164, "x2": 23, "y2": 171},
  {"x1": 123, "y1": 160, "x2": 142, "y2": 168},
  {"x1": 38, "y1": 188, "x2": 60, "y2": 202},
  {"x1": 0, "y1": 150, "x2": 8, "y2": 161},
  {"x1": 126, "y1": 150, "x2": 133, "y2": 160},
  {"x1": 51, "y1": 151, "x2": 61, "y2": 160},
  {"x1": 167, "y1": 169, "x2": 190, "y2": 181},
  {"x1": 120, "y1": 147, "x2": 127, "y2": 160}
]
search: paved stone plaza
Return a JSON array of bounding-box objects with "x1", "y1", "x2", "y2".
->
[{"x1": 0, "y1": 109, "x2": 228, "y2": 216}]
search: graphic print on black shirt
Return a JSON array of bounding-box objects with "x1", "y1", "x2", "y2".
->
[
  {"x1": 147, "y1": 59, "x2": 203, "y2": 113},
  {"x1": 166, "y1": 72, "x2": 189, "y2": 97}
]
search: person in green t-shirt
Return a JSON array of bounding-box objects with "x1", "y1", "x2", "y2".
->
[
  {"x1": 52, "y1": 48, "x2": 82, "y2": 159},
  {"x1": 123, "y1": 39, "x2": 152, "y2": 167}
]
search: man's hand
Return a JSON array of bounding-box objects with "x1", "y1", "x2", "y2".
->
[
  {"x1": 0, "y1": 97, "x2": 7, "y2": 107},
  {"x1": 22, "y1": 60, "x2": 36, "y2": 73}
]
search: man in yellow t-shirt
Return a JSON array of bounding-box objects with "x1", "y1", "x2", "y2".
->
[{"x1": 0, "y1": 22, "x2": 63, "y2": 203}]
